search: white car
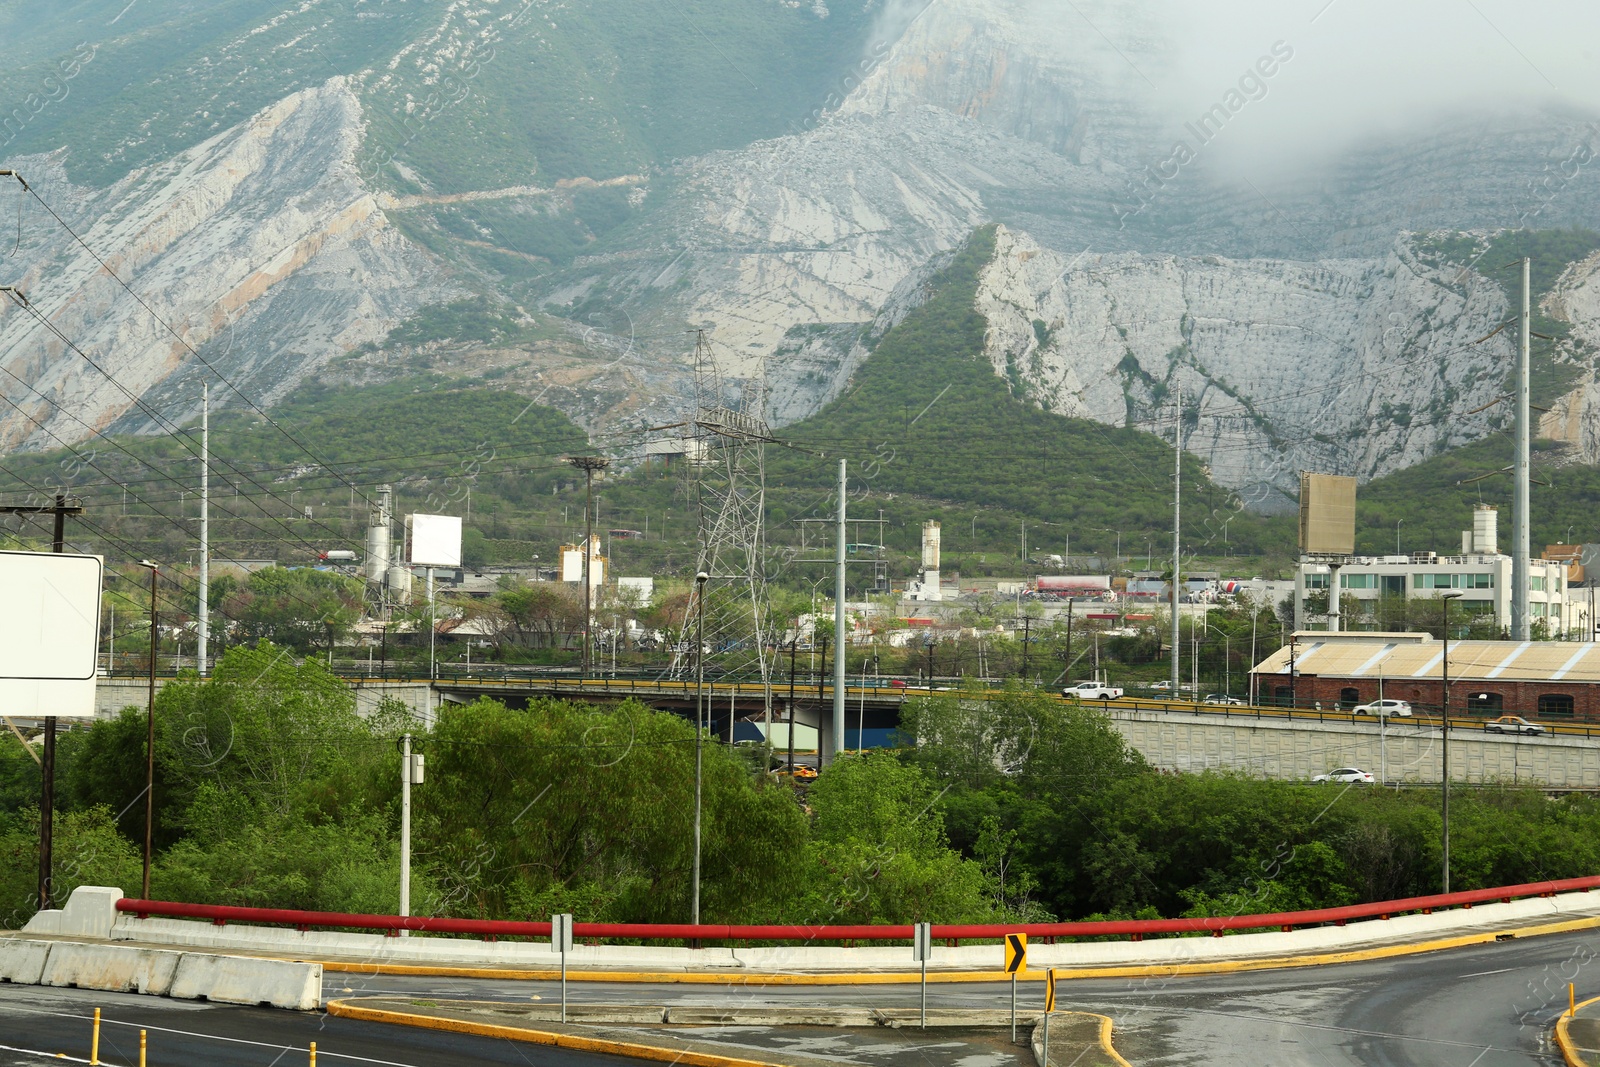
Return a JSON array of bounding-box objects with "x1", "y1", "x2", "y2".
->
[
  {"x1": 1353, "y1": 698, "x2": 1412, "y2": 717},
  {"x1": 1203, "y1": 694, "x2": 1245, "y2": 706},
  {"x1": 1313, "y1": 767, "x2": 1375, "y2": 784},
  {"x1": 1484, "y1": 715, "x2": 1546, "y2": 736}
]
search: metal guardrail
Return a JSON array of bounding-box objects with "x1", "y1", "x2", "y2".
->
[{"x1": 115, "y1": 875, "x2": 1600, "y2": 944}]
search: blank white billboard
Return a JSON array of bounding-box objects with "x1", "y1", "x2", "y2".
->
[
  {"x1": 0, "y1": 551, "x2": 104, "y2": 718},
  {"x1": 410, "y1": 514, "x2": 462, "y2": 568}
]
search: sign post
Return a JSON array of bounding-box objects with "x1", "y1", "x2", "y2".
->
[
  {"x1": 1004, "y1": 933, "x2": 1027, "y2": 1042},
  {"x1": 552, "y1": 913, "x2": 574, "y2": 1021},
  {"x1": 913, "y1": 921, "x2": 932, "y2": 1028},
  {"x1": 1042, "y1": 966, "x2": 1057, "y2": 1063}
]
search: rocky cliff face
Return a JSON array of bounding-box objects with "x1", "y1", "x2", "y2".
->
[
  {"x1": 5, "y1": 0, "x2": 1600, "y2": 512},
  {"x1": 0, "y1": 78, "x2": 439, "y2": 448},
  {"x1": 975, "y1": 226, "x2": 1515, "y2": 510}
]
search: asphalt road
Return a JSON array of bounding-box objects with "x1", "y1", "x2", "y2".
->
[
  {"x1": 331, "y1": 928, "x2": 1600, "y2": 1065},
  {"x1": 0, "y1": 984, "x2": 644, "y2": 1067}
]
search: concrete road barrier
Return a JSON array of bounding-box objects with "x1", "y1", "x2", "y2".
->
[
  {"x1": 169, "y1": 952, "x2": 322, "y2": 1011},
  {"x1": 0, "y1": 939, "x2": 51, "y2": 985},
  {"x1": 41, "y1": 942, "x2": 182, "y2": 996},
  {"x1": 0, "y1": 937, "x2": 321, "y2": 1011}
]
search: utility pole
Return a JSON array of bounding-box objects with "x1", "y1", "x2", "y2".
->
[
  {"x1": 1513, "y1": 258, "x2": 1531, "y2": 641},
  {"x1": 692, "y1": 571, "x2": 708, "y2": 926},
  {"x1": 568, "y1": 456, "x2": 610, "y2": 675},
  {"x1": 198, "y1": 383, "x2": 209, "y2": 676},
  {"x1": 136, "y1": 560, "x2": 160, "y2": 899},
  {"x1": 1020, "y1": 615, "x2": 1031, "y2": 680},
  {"x1": 1171, "y1": 394, "x2": 1182, "y2": 691},
  {"x1": 1441, "y1": 592, "x2": 1463, "y2": 892},
  {"x1": 0, "y1": 493, "x2": 84, "y2": 911},
  {"x1": 832, "y1": 459, "x2": 846, "y2": 766}
]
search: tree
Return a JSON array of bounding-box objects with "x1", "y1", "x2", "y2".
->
[
  {"x1": 222, "y1": 568, "x2": 363, "y2": 651},
  {"x1": 801, "y1": 752, "x2": 1000, "y2": 923},
  {"x1": 417, "y1": 697, "x2": 804, "y2": 923},
  {"x1": 497, "y1": 584, "x2": 580, "y2": 648}
]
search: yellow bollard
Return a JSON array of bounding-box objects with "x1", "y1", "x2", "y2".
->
[
  {"x1": 139, "y1": 1029, "x2": 147, "y2": 1067},
  {"x1": 310, "y1": 1040, "x2": 317, "y2": 1066},
  {"x1": 91, "y1": 1007, "x2": 100, "y2": 1065}
]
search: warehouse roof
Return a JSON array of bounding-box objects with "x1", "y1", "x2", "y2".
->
[{"x1": 1252, "y1": 634, "x2": 1600, "y2": 684}]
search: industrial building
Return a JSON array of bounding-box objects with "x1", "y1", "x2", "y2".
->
[{"x1": 1251, "y1": 631, "x2": 1600, "y2": 720}]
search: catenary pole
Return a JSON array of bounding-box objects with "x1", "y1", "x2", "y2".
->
[
  {"x1": 692, "y1": 571, "x2": 708, "y2": 925},
  {"x1": 198, "y1": 383, "x2": 209, "y2": 675},
  {"x1": 1171, "y1": 394, "x2": 1182, "y2": 691},
  {"x1": 1513, "y1": 258, "x2": 1531, "y2": 640},
  {"x1": 833, "y1": 459, "x2": 847, "y2": 764}
]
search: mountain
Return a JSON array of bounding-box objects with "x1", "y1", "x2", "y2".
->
[{"x1": 4, "y1": 0, "x2": 1600, "y2": 517}]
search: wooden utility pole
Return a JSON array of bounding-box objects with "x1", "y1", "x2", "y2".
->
[{"x1": 0, "y1": 494, "x2": 84, "y2": 911}]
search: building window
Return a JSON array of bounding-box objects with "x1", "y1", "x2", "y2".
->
[
  {"x1": 1469, "y1": 691, "x2": 1503, "y2": 711},
  {"x1": 1414, "y1": 573, "x2": 1493, "y2": 589},
  {"x1": 1532, "y1": 576, "x2": 1547, "y2": 592},
  {"x1": 1342, "y1": 574, "x2": 1376, "y2": 589},
  {"x1": 1381, "y1": 575, "x2": 1406, "y2": 596},
  {"x1": 1533, "y1": 602, "x2": 1548, "y2": 617},
  {"x1": 1305, "y1": 573, "x2": 1329, "y2": 589},
  {"x1": 1538, "y1": 694, "x2": 1575, "y2": 718},
  {"x1": 1339, "y1": 687, "x2": 1360, "y2": 708}
]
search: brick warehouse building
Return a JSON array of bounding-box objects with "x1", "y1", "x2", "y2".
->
[{"x1": 1250, "y1": 632, "x2": 1600, "y2": 721}]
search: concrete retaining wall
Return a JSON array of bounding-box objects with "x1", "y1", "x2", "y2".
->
[
  {"x1": 93, "y1": 679, "x2": 434, "y2": 722},
  {"x1": 1108, "y1": 709, "x2": 1600, "y2": 788}
]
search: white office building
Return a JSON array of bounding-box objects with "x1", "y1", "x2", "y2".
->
[{"x1": 1294, "y1": 506, "x2": 1574, "y2": 636}]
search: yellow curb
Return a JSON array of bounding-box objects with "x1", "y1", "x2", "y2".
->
[
  {"x1": 326, "y1": 998, "x2": 788, "y2": 1067},
  {"x1": 317, "y1": 912, "x2": 1600, "y2": 987},
  {"x1": 1094, "y1": 1012, "x2": 1134, "y2": 1067},
  {"x1": 1555, "y1": 992, "x2": 1600, "y2": 1067}
]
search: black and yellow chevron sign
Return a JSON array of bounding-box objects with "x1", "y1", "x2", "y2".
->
[
  {"x1": 1004, "y1": 932, "x2": 1027, "y2": 973},
  {"x1": 1045, "y1": 967, "x2": 1057, "y2": 1012}
]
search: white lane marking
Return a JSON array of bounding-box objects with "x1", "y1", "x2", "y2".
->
[
  {"x1": 1458, "y1": 968, "x2": 1514, "y2": 978},
  {"x1": 1, "y1": 1006, "x2": 423, "y2": 1067},
  {"x1": 0, "y1": 1043, "x2": 92, "y2": 1064}
]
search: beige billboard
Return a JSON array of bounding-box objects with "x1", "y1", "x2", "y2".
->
[{"x1": 1299, "y1": 473, "x2": 1356, "y2": 554}]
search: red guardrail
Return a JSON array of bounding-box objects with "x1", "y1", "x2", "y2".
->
[{"x1": 115, "y1": 875, "x2": 1600, "y2": 944}]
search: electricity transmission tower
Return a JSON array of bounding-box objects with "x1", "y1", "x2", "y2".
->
[{"x1": 670, "y1": 331, "x2": 776, "y2": 740}]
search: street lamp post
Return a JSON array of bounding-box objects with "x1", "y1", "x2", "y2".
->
[
  {"x1": 567, "y1": 455, "x2": 610, "y2": 676},
  {"x1": 136, "y1": 561, "x2": 160, "y2": 899},
  {"x1": 692, "y1": 570, "x2": 708, "y2": 926},
  {"x1": 1441, "y1": 591, "x2": 1463, "y2": 893}
]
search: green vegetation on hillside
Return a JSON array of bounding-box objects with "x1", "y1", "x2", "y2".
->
[{"x1": 1355, "y1": 433, "x2": 1600, "y2": 555}]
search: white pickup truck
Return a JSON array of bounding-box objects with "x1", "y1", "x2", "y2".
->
[{"x1": 1062, "y1": 681, "x2": 1124, "y2": 700}]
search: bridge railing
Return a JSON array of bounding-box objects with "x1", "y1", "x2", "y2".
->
[{"x1": 115, "y1": 875, "x2": 1600, "y2": 945}]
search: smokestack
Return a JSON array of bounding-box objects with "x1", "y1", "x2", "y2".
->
[{"x1": 1473, "y1": 504, "x2": 1498, "y2": 555}]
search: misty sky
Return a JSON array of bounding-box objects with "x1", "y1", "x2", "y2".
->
[{"x1": 890, "y1": 0, "x2": 1600, "y2": 175}]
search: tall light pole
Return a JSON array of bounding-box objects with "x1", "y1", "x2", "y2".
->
[
  {"x1": 1441, "y1": 591, "x2": 1463, "y2": 893},
  {"x1": 136, "y1": 560, "x2": 160, "y2": 899},
  {"x1": 567, "y1": 456, "x2": 610, "y2": 675},
  {"x1": 1395, "y1": 519, "x2": 1403, "y2": 556},
  {"x1": 692, "y1": 570, "x2": 708, "y2": 926}
]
